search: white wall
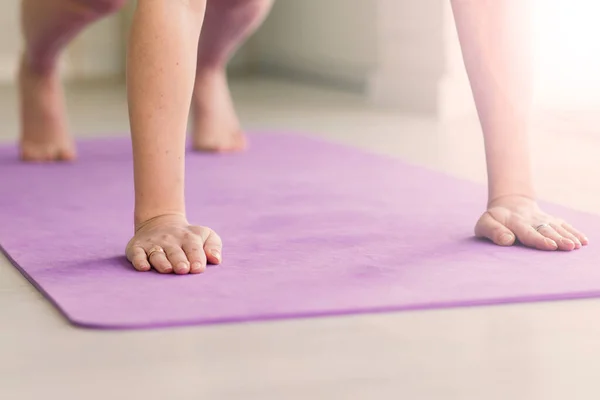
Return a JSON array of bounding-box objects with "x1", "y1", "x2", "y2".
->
[
  {"x1": 532, "y1": 0, "x2": 600, "y2": 110},
  {"x1": 247, "y1": 0, "x2": 600, "y2": 116},
  {"x1": 67, "y1": 13, "x2": 125, "y2": 80},
  {"x1": 7, "y1": 0, "x2": 596, "y2": 117},
  {"x1": 246, "y1": 0, "x2": 457, "y2": 116},
  {"x1": 247, "y1": 0, "x2": 378, "y2": 90},
  {"x1": 0, "y1": 1, "x2": 22, "y2": 82},
  {"x1": 366, "y1": 0, "x2": 449, "y2": 114},
  {"x1": 438, "y1": 1, "x2": 476, "y2": 119},
  {"x1": 0, "y1": 2, "x2": 125, "y2": 83}
]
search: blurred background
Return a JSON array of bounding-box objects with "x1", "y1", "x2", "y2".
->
[
  {"x1": 1, "y1": 0, "x2": 598, "y2": 117},
  {"x1": 1, "y1": 0, "x2": 597, "y2": 209}
]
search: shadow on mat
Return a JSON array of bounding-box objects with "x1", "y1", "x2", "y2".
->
[
  {"x1": 94, "y1": 255, "x2": 214, "y2": 274},
  {"x1": 81, "y1": 255, "x2": 137, "y2": 273}
]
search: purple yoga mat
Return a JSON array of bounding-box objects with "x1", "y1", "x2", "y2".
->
[{"x1": 1, "y1": 132, "x2": 600, "y2": 329}]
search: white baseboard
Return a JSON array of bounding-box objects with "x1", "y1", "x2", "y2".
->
[
  {"x1": 252, "y1": 58, "x2": 369, "y2": 93},
  {"x1": 366, "y1": 69, "x2": 441, "y2": 113}
]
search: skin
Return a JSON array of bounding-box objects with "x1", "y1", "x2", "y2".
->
[
  {"x1": 125, "y1": 0, "x2": 273, "y2": 274},
  {"x1": 451, "y1": 0, "x2": 588, "y2": 250},
  {"x1": 19, "y1": 0, "x2": 272, "y2": 274},
  {"x1": 19, "y1": 0, "x2": 587, "y2": 275},
  {"x1": 192, "y1": 0, "x2": 273, "y2": 151},
  {"x1": 18, "y1": 0, "x2": 116, "y2": 161}
]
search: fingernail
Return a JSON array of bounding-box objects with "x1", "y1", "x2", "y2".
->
[
  {"x1": 191, "y1": 262, "x2": 204, "y2": 271},
  {"x1": 499, "y1": 233, "x2": 514, "y2": 245},
  {"x1": 583, "y1": 236, "x2": 589, "y2": 244},
  {"x1": 211, "y1": 249, "x2": 221, "y2": 262},
  {"x1": 176, "y1": 262, "x2": 189, "y2": 273},
  {"x1": 546, "y1": 238, "x2": 558, "y2": 249},
  {"x1": 561, "y1": 238, "x2": 575, "y2": 248}
]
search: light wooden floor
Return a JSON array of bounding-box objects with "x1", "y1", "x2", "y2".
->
[{"x1": 1, "y1": 77, "x2": 600, "y2": 400}]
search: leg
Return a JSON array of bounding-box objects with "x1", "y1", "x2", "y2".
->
[
  {"x1": 19, "y1": 0, "x2": 126, "y2": 161},
  {"x1": 191, "y1": 0, "x2": 273, "y2": 152}
]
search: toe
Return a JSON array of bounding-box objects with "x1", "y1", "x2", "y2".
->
[
  {"x1": 20, "y1": 143, "x2": 75, "y2": 162},
  {"x1": 233, "y1": 133, "x2": 247, "y2": 151},
  {"x1": 57, "y1": 146, "x2": 77, "y2": 161},
  {"x1": 193, "y1": 132, "x2": 247, "y2": 153},
  {"x1": 20, "y1": 145, "x2": 40, "y2": 161}
]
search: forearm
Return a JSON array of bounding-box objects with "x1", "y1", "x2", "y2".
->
[
  {"x1": 127, "y1": 0, "x2": 206, "y2": 227},
  {"x1": 451, "y1": 0, "x2": 535, "y2": 203}
]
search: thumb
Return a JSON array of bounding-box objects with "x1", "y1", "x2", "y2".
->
[{"x1": 475, "y1": 212, "x2": 515, "y2": 246}]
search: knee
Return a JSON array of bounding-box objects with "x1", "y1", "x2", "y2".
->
[
  {"x1": 83, "y1": 0, "x2": 127, "y2": 15},
  {"x1": 210, "y1": 0, "x2": 272, "y2": 12},
  {"x1": 208, "y1": 0, "x2": 273, "y2": 21},
  {"x1": 135, "y1": 0, "x2": 206, "y2": 14}
]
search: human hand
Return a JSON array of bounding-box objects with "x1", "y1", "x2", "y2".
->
[
  {"x1": 474, "y1": 195, "x2": 588, "y2": 251},
  {"x1": 125, "y1": 214, "x2": 222, "y2": 274}
]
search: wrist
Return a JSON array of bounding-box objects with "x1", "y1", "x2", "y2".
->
[
  {"x1": 134, "y1": 194, "x2": 185, "y2": 229},
  {"x1": 488, "y1": 180, "x2": 535, "y2": 207},
  {"x1": 486, "y1": 160, "x2": 536, "y2": 207},
  {"x1": 134, "y1": 209, "x2": 187, "y2": 231},
  {"x1": 487, "y1": 193, "x2": 536, "y2": 208}
]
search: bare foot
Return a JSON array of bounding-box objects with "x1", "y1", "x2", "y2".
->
[
  {"x1": 190, "y1": 70, "x2": 246, "y2": 153},
  {"x1": 18, "y1": 56, "x2": 75, "y2": 162}
]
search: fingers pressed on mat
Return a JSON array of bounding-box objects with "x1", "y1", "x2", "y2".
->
[
  {"x1": 551, "y1": 223, "x2": 581, "y2": 249},
  {"x1": 128, "y1": 246, "x2": 151, "y2": 272},
  {"x1": 203, "y1": 230, "x2": 223, "y2": 265},
  {"x1": 474, "y1": 212, "x2": 515, "y2": 246},
  {"x1": 164, "y1": 246, "x2": 190, "y2": 275},
  {"x1": 182, "y1": 242, "x2": 207, "y2": 273},
  {"x1": 536, "y1": 225, "x2": 575, "y2": 251},
  {"x1": 510, "y1": 222, "x2": 558, "y2": 251},
  {"x1": 147, "y1": 249, "x2": 173, "y2": 274},
  {"x1": 561, "y1": 222, "x2": 589, "y2": 245}
]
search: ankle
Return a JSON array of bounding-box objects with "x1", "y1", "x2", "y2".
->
[
  {"x1": 195, "y1": 65, "x2": 227, "y2": 81},
  {"x1": 20, "y1": 52, "x2": 60, "y2": 77},
  {"x1": 192, "y1": 68, "x2": 229, "y2": 106}
]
